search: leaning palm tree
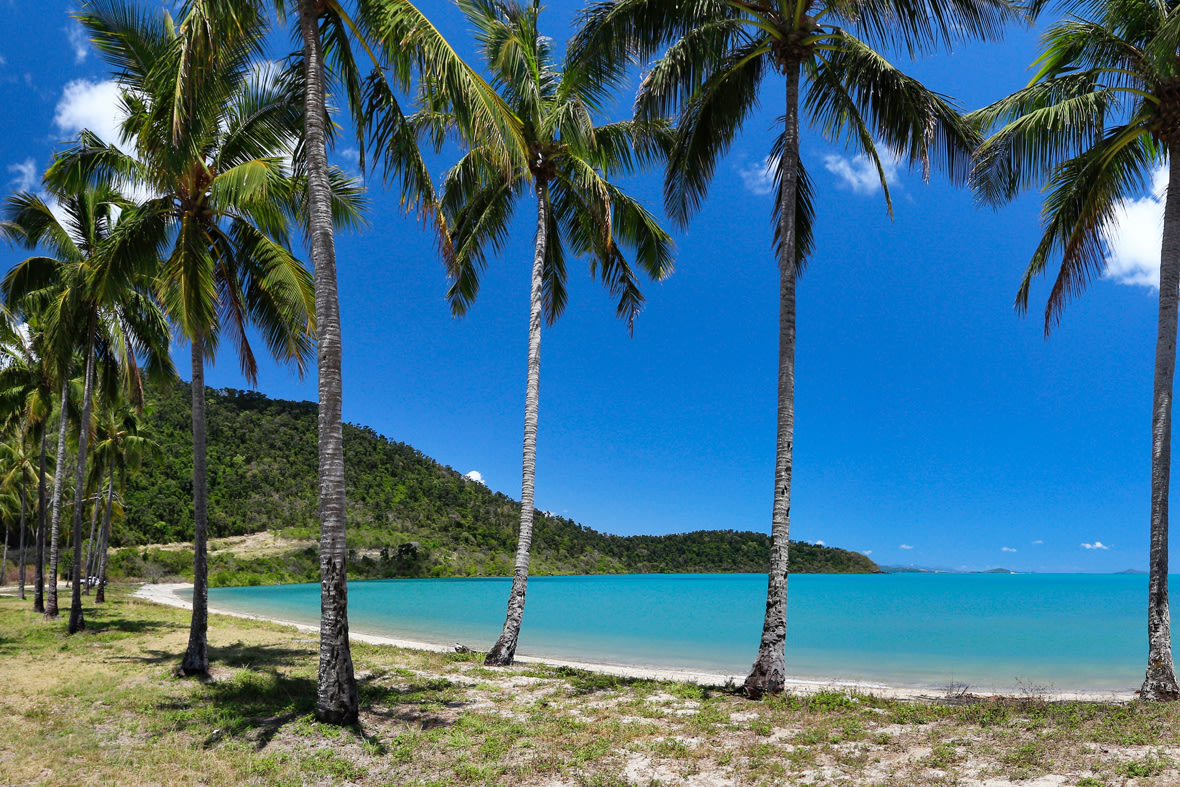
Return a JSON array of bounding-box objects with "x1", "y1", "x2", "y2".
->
[
  {"x1": 66, "y1": 0, "x2": 322, "y2": 675},
  {"x1": 438, "y1": 0, "x2": 674, "y2": 667},
  {"x1": 2, "y1": 185, "x2": 174, "y2": 633},
  {"x1": 0, "y1": 434, "x2": 41, "y2": 600},
  {"x1": 573, "y1": 0, "x2": 1019, "y2": 695},
  {"x1": 971, "y1": 0, "x2": 1180, "y2": 701}
]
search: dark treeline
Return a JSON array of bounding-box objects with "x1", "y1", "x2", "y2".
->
[{"x1": 112, "y1": 382, "x2": 878, "y2": 584}]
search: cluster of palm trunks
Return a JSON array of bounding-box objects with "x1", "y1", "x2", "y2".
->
[{"x1": 1, "y1": 0, "x2": 1179, "y2": 730}]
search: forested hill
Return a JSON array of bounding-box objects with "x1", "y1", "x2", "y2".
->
[{"x1": 121, "y1": 384, "x2": 880, "y2": 580}]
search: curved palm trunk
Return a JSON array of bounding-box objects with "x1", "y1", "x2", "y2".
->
[
  {"x1": 68, "y1": 320, "x2": 97, "y2": 634},
  {"x1": 486, "y1": 181, "x2": 549, "y2": 667},
  {"x1": 45, "y1": 379, "x2": 70, "y2": 618},
  {"x1": 1141, "y1": 148, "x2": 1180, "y2": 701},
  {"x1": 95, "y1": 463, "x2": 114, "y2": 604},
  {"x1": 83, "y1": 487, "x2": 100, "y2": 594},
  {"x1": 17, "y1": 486, "x2": 26, "y2": 600},
  {"x1": 34, "y1": 426, "x2": 47, "y2": 613},
  {"x1": 180, "y1": 338, "x2": 210, "y2": 675},
  {"x1": 745, "y1": 62, "x2": 800, "y2": 698},
  {"x1": 300, "y1": 0, "x2": 357, "y2": 725}
]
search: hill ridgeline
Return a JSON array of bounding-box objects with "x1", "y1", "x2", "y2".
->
[{"x1": 117, "y1": 384, "x2": 880, "y2": 585}]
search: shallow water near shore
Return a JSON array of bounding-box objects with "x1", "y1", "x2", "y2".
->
[{"x1": 202, "y1": 572, "x2": 1173, "y2": 693}]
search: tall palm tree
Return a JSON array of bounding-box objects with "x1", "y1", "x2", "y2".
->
[
  {"x1": 436, "y1": 0, "x2": 673, "y2": 667},
  {"x1": 265, "y1": 0, "x2": 516, "y2": 724},
  {"x1": 573, "y1": 0, "x2": 1018, "y2": 696},
  {"x1": 2, "y1": 186, "x2": 173, "y2": 632},
  {"x1": 971, "y1": 0, "x2": 1180, "y2": 701},
  {"x1": 66, "y1": 0, "x2": 324, "y2": 673}
]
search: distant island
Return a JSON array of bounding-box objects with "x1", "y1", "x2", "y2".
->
[{"x1": 115, "y1": 384, "x2": 881, "y2": 586}]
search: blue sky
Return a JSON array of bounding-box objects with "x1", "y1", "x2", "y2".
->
[{"x1": 0, "y1": 1, "x2": 1170, "y2": 572}]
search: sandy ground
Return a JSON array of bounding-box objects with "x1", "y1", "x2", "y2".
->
[{"x1": 135, "y1": 582, "x2": 1138, "y2": 704}]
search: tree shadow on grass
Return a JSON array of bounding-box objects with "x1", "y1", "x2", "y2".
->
[{"x1": 82, "y1": 609, "x2": 186, "y2": 637}]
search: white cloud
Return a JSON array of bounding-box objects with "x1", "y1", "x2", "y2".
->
[
  {"x1": 464, "y1": 470, "x2": 485, "y2": 485},
  {"x1": 1104, "y1": 164, "x2": 1167, "y2": 288},
  {"x1": 0, "y1": 54, "x2": 7, "y2": 67},
  {"x1": 66, "y1": 23, "x2": 89, "y2": 63},
  {"x1": 54, "y1": 79, "x2": 127, "y2": 150},
  {"x1": 7, "y1": 157, "x2": 36, "y2": 191},
  {"x1": 1032, "y1": 539, "x2": 1044, "y2": 545},
  {"x1": 814, "y1": 540, "x2": 825, "y2": 546},
  {"x1": 1001, "y1": 546, "x2": 1017, "y2": 553},
  {"x1": 862, "y1": 550, "x2": 872, "y2": 556},
  {"x1": 899, "y1": 544, "x2": 914, "y2": 550},
  {"x1": 738, "y1": 156, "x2": 778, "y2": 196},
  {"x1": 1081, "y1": 541, "x2": 1110, "y2": 550},
  {"x1": 823, "y1": 152, "x2": 899, "y2": 196}
]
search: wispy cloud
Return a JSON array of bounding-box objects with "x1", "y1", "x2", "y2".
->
[
  {"x1": 862, "y1": 550, "x2": 872, "y2": 556},
  {"x1": 1104, "y1": 164, "x2": 1167, "y2": 288},
  {"x1": 1081, "y1": 541, "x2": 1110, "y2": 550},
  {"x1": 738, "y1": 156, "x2": 778, "y2": 196},
  {"x1": 1001, "y1": 546, "x2": 1017, "y2": 553},
  {"x1": 823, "y1": 152, "x2": 899, "y2": 196},
  {"x1": 1032, "y1": 539, "x2": 1044, "y2": 545},
  {"x1": 7, "y1": 158, "x2": 36, "y2": 191},
  {"x1": 899, "y1": 544, "x2": 914, "y2": 550},
  {"x1": 66, "y1": 23, "x2": 89, "y2": 63}
]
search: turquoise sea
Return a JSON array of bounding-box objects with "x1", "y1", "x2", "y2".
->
[{"x1": 201, "y1": 573, "x2": 1172, "y2": 692}]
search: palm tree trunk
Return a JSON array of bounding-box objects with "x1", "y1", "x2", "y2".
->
[
  {"x1": 17, "y1": 485, "x2": 26, "y2": 600},
  {"x1": 300, "y1": 0, "x2": 357, "y2": 725},
  {"x1": 180, "y1": 338, "x2": 210, "y2": 676},
  {"x1": 745, "y1": 61, "x2": 800, "y2": 699},
  {"x1": 2, "y1": 528, "x2": 8, "y2": 588},
  {"x1": 1141, "y1": 148, "x2": 1180, "y2": 701},
  {"x1": 34, "y1": 425, "x2": 47, "y2": 613},
  {"x1": 486, "y1": 180, "x2": 549, "y2": 667},
  {"x1": 68, "y1": 317, "x2": 97, "y2": 634},
  {"x1": 45, "y1": 378, "x2": 70, "y2": 619},
  {"x1": 83, "y1": 486, "x2": 100, "y2": 594},
  {"x1": 95, "y1": 463, "x2": 114, "y2": 604}
]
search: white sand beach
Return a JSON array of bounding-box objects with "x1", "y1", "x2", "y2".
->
[{"x1": 135, "y1": 582, "x2": 1138, "y2": 703}]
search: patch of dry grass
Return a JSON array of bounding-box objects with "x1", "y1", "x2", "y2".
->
[{"x1": 3, "y1": 587, "x2": 1180, "y2": 786}]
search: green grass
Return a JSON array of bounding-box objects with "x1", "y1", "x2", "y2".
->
[{"x1": 4, "y1": 586, "x2": 1180, "y2": 786}]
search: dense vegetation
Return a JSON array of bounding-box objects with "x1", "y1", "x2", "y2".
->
[{"x1": 117, "y1": 383, "x2": 879, "y2": 584}]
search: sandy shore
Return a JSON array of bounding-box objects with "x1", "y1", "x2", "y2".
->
[{"x1": 135, "y1": 582, "x2": 1138, "y2": 703}]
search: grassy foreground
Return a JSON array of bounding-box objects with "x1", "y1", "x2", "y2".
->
[{"x1": 2, "y1": 589, "x2": 1179, "y2": 786}]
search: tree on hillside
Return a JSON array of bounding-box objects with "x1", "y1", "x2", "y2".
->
[
  {"x1": 573, "y1": 0, "x2": 1019, "y2": 696},
  {"x1": 437, "y1": 0, "x2": 674, "y2": 667},
  {"x1": 66, "y1": 0, "x2": 322, "y2": 676},
  {"x1": 971, "y1": 0, "x2": 1180, "y2": 701}
]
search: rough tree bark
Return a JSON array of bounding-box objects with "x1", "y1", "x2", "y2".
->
[
  {"x1": 67, "y1": 318, "x2": 97, "y2": 634},
  {"x1": 34, "y1": 426, "x2": 47, "y2": 613},
  {"x1": 45, "y1": 379, "x2": 70, "y2": 619},
  {"x1": 1141, "y1": 146, "x2": 1180, "y2": 701},
  {"x1": 300, "y1": 0, "x2": 357, "y2": 725},
  {"x1": 745, "y1": 61, "x2": 799, "y2": 699},
  {"x1": 486, "y1": 181, "x2": 549, "y2": 667},
  {"x1": 180, "y1": 337, "x2": 210, "y2": 676}
]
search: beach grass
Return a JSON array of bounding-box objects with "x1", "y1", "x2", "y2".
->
[{"x1": 2, "y1": 587, "x2": 1179, "y2": 786}]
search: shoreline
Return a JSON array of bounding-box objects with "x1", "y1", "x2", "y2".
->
[{"x1": 135, "y1": 582, "x2": 1138, "y2": 703}]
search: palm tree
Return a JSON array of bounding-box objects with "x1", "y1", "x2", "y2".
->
[
  {"x1": 90, "y1": 402, "x2": 155, "y2": 603},
  {"x1": 573, "y1": 0, "x2": 1018, "y2": 696},
  {"x1": 0, "y1": 435, "x2": 41, "y2": 600},
  {"x1": 65, "y1": 0, "x2": 325, "y2": 673},
  {"x1": 971, "y1": 0, "x2": 1180, "y2": 701},
  {"x1": 2, "y1": 185, "x2": 173, "y2": 632},
  {"x1": 435, "y1": 0, "x2": 673, "y2": 667}
]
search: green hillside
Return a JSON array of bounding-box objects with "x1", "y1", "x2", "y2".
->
[{"x1": 118, "y1": 384, "x2": 880, "y2": 584}]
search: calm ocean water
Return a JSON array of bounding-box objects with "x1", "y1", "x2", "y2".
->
[{"x1": 202, "y1": 573, "x2": 1173, "y2": 692}]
